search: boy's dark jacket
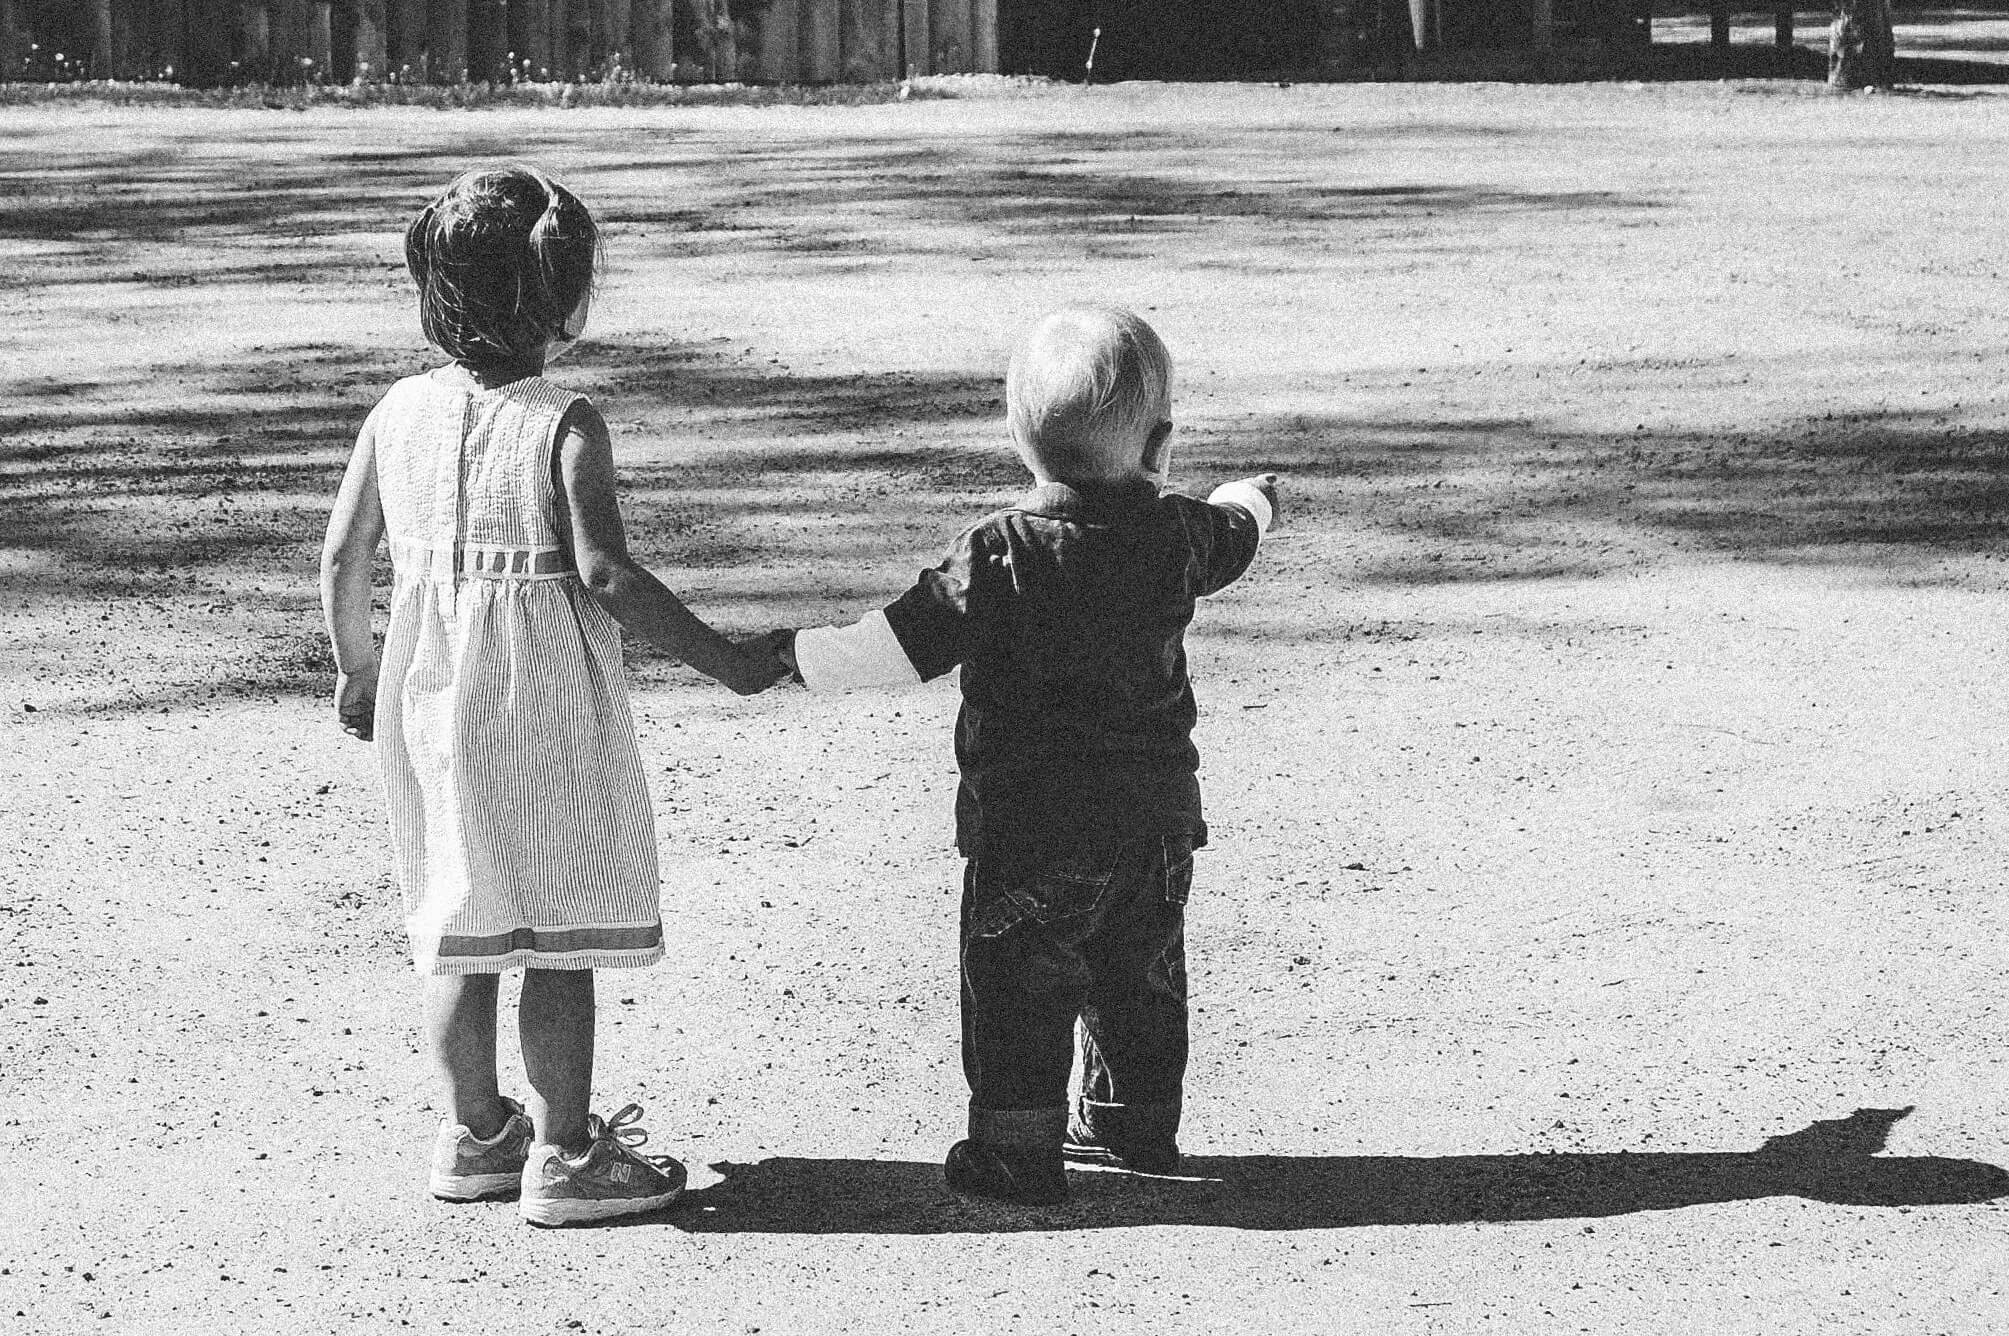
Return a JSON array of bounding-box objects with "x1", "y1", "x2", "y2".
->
[{"x1": 881, "y1": 476, "x2": 1264, "y2": 857}]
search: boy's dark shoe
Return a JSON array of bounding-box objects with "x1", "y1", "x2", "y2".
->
[
  {"x1": 944, "y1": 1140, "x2": 1068, "y2": 1206},
  {"x1": 1063, "y1": 1124, "x2": 1183, "y2": 1176}
]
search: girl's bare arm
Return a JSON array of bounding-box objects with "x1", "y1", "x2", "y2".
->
[
  {"x1": 556, "y1": 402, "x2": 779, "y2": 696},
  {"x1": 320, "y1": 424, "x2": 388, "y2": 739}
]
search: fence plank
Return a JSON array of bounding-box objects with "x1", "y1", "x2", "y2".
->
[
  {"x1": 463, "y1": 0, "x2": 501, "y2": 76},
  {"x1": 0, "y1": 0, "x2": 17, "y2": 81},
  {"x1": 901, "y1": 0, "x2": 927, "y2": 74},
  {"x1": 595, "y1": 0, "x2": 630, "y2": 71},
  {"x1": 506, "y1": 0, "x2": 543, "y2": 76},
  {"x1": 182, "y1": 0, "x2": 232, "y2": 82},
  {"x1": 149, "y1": 0, "x2": 186, "y2": 78},
  {"x1": 802, "y1": 0, "x2": 837, "y2": 79},
  {"x1": 928, "y1": 0, "x2": 967, "y2": 72},
  {"x1": 238, "y1": 0, "x2": 270, "y2": 78},
  {"x1": 560, "y1": 0, "x2": 593, "y2": 75},
  {"x1": 309, "y1": 0, "x2": 334, "y2": 74},
  {"x1": 386, "y1": 0, "x2": 421, "y2": 75},
  {"x1": 840, "y1": 0, "x2": 885, "y2": 80},
  {"x1": 972, "y1": 0, "x2": 994, "y2": 71},
  {"x1": 354, "y1": 0, "x2": 388, "y2": 77},
  {"x1": 760, "y1": 0, "x2": 799, "y2": 80},
  {"x1": 431, "y1": 0, "x2": 469, "y2": 79},
  {"x1": 270, "y1": 0, "x2": 310, "y2": 79}
]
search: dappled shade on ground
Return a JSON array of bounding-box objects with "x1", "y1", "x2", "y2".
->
[{"x1": 4, "y1": 88, "x2": 2009, "y2": 718}]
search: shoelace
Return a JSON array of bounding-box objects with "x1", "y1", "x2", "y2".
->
[{"x1": 587, "y1": 1103, "x2": 679, "y2": 1172}]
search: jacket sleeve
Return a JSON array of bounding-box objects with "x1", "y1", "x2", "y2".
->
[
  {"x1": 1184, "y1": 483, "x2": 1271, "y2": 598},
  {"x1": 879, "y1": 522, "x2": 989, "y2": 682}
]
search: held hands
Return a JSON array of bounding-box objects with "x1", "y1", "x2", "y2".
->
[
  {"x1": 727, "y1": 631, "x2": 798, "y2": 696},
  {"x1": 335, "y1": 660, "x2": 379, "y2": 742}
]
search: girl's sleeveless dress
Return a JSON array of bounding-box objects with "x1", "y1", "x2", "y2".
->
[{"x1": 368, "y1": 371, "x2": 663, "y2": 975}]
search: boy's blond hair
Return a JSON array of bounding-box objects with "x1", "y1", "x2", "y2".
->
[{"x1": 1006, "y1": 305, "x2": 1172, "y2": 482}]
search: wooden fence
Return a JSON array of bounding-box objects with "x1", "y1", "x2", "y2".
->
[{"x1": 0, "y1": 0, "x2": 1000, "y2": 85}]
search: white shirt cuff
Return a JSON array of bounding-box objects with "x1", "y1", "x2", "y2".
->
[
  {"x1": 1208, "y1": 480, "x2": 1274, "y2": 534},
  {"x1": 795, "y1": 610, "x2": 923, "y2": 693}
]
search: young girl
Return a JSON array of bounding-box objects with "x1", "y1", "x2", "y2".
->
[{"x1": 320, "y1": 165, "x2": 781, "y2": 1227}]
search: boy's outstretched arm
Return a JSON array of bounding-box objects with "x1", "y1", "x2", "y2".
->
[
  {"x1": 558, "y1": 402, "x2": 784, "y2": 697},
  {"x1": 321, "y1": 422, "x2": 387, "y2": 740},
  {"x1": 1195, "y1": 472, "x2": 1280, "y2": 598}
]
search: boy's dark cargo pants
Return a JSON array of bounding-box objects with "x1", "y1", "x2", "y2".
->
[{"x1": 959, "y1": 832, "x2": 1193, "y2": 1149}]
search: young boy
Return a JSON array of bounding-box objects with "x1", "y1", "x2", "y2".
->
[{"x1": 772, "y1": 305, "x2": 1277, "y2": 1206}]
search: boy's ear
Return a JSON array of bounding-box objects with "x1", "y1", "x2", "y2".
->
[{"x1": 1143, "y1": 419, "x2": 1174, "y2": 475}]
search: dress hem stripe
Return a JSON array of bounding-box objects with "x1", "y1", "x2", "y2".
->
[{"x1": 423, "y1": 947, "x2": 666, "y2": 976}]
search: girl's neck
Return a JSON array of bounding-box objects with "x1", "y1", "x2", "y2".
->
[{"x1": 440, "y1": 355, "x2": 545, "y2": 392}]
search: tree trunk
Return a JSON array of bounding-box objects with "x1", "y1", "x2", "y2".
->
[
  {"x1": 431, "y1": 0, "x2": 469, "y2": 79},
  {"x1": 1829, "y1": 0, "x2": 1894, "y2": 89},
  {"x1": 631, "y1": 0, "x2": 672, "y2": 78}
]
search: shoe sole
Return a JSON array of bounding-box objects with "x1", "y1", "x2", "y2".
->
[
  {"x1": 1061, "y1": 1141, "x2": 1182, "y2": 1176},
  {"x1": 1062, "y1": 1140, "x2": 1120, "y2": 1163},
  {"x1": 519, "y1": 1185, "x2": 683, "y2": 1227},
  {"x1": 430, "y1": 1169, "x2": 523, "y2": 1201}
]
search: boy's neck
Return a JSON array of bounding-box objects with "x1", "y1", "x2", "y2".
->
[{"x1": 1029, "y1": 468, "x2": 1158, "y2": 491}]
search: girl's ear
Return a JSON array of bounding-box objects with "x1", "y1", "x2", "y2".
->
[{"x1": 1142, "y1": 419, "x2": 1174, "y2": 477}]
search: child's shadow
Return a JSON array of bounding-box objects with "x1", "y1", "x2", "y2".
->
[{"x1": 663, "y1": 1108, "x2": 2007, "y2": 1234}]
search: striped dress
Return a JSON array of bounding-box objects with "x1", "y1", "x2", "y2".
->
[{"x1": 369, "y1": 371, "x2": 663, "y2": 976}]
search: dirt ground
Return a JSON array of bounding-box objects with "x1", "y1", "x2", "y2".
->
[{"x1": 5, "y1": 76, "x2": 2009, "y2": 1334}]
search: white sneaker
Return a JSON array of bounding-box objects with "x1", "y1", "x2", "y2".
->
[
  {"x1": 429, "y1": 1096, "x2": 533, "y2": 1201},
  {"x1": 518, "y1": 1104, "x2": 687, "y2": 1227}
]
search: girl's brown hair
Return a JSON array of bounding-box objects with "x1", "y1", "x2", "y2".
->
[{"x1": 404, "y1": 166, "x2": 598, "y2": 372}]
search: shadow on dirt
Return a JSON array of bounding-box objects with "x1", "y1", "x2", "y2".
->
[
  {"x1": 0, "y1": 121, "x2": 1659, "y2": 281},
  {"x1": 666, "y1": 1108, "x2": 2007, "y2": 1234},
  {"x1": 1201, "y1": 403, "x2": 2009, "y2": 585},
  {"x1": 9, "y1": 331, "x2": 2009, "y2": 712}
]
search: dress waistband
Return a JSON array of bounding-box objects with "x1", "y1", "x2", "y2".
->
[{"x1": 391, "y1": 538, "x2": 576, "y2": 581}]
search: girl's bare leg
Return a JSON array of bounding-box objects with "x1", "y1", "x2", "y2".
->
[
  {"x1": 520, "y1": 966, "x2": 595, "y2": 1152},
  {"x1": 423, "y1": 974, "x2": 507, "y2": 1138}
]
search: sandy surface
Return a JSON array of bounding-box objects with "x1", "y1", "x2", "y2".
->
[{"x1": 5, "y1": 80, "x2": 2009, "y2": 1333}]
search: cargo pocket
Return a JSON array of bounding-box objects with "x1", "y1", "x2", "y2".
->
[{"x1": 969, "y1": 844, "x2": 1120, "y2": 940}]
